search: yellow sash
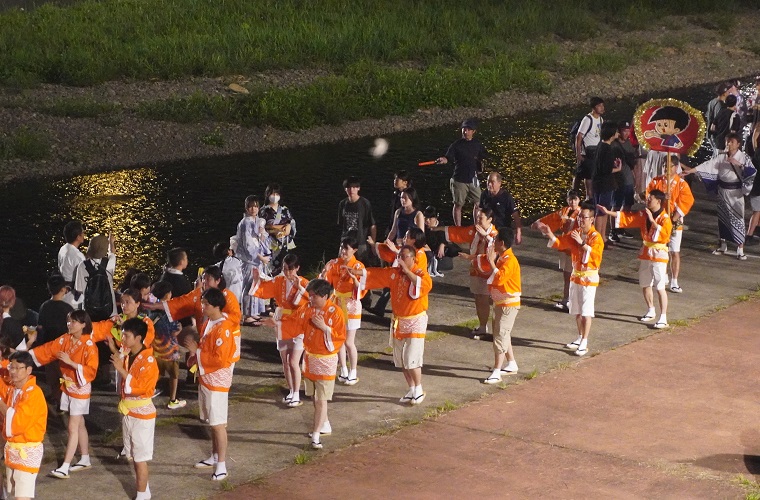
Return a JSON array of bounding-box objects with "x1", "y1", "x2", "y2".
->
[
  {"x1": 571, "y1": 269, "x2": 598, "y2": 278},
  {"x1": 59, "y1": 377, "x2": 75, "y2": 388},
  {"x1": 643, "y1": 241, "x2": 668, "y2": 251},
  {"x1": 333, "y1": 291, "x2": 352, "y2": 299},
  {"x1": 117, "y1": 398, "x2": 152, "y2": 416},
  {"x1": 7, "y1": 441, "x2": 42, "y2": 459}
]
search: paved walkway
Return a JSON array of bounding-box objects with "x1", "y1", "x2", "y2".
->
[
  {"x1": 29, "y1": 182, "x2": 760, "y2": 499},
  {"x1": 223, "y1": 298, "x2": 760, "y2": 499}
]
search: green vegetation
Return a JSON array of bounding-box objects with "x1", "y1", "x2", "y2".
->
[
  {"x1": 200, "y1": 127, "x2": 225, "y2": 147},
  {"x1": 294, "y1": 451, "x2": 312, "y2": 465},
  {"x1": 423, "y1": 400, "x2": 461, "y2": 419},
  {"x1": 0, "y1": 0, "x2": 748, "y2": 131},
  {"x1": 525, "y1": 368, "x2": 539, "y2": 380},
  {"x1": 0, "y1": 127, "x2": 50, "y2": 160},
  {"x1": 37, "y1": 98, "x2": 120, "y2": 118}
]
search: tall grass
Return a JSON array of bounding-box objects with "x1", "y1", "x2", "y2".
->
[
  {"x1": 0, "y1": 0, "x2": 744, "y2": 86},
  {"x1": 0, "y1": 127, "x2": 51, "y2": 160}
]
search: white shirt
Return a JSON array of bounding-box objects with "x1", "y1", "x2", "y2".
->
[
  {"x1": 58, "y1": 243, "x2": 85, "y2": 308},
  {"x1": 579, "y1": 114, "x2": 603, "y2": 151}
]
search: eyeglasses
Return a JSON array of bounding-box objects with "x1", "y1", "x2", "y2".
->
[{"x1": 578, "y1": 215, "x2": 594, "y2": 219}]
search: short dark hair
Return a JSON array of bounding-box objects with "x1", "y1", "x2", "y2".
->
[
  {"x1": 130, "y1": 273, "x2": 151, "y2": 291},
  {"x1": 213, "y1": 240, "x2": 230, "y2": 260},
  {"x1": 589, "y1": 96, "x2": 604, "y2": 108},
  {"x1": 68, "y1": 309, "x2": 93, "y2": 334},
  {"x1": 479, "y1": 207, "x2": 494, "y2": 220},
  {"x1": 9, "y1": 351, "x2": 34, "y2": 368},
  {"x1": 340, "y1": 236, "x2": 359, "y2": 250},
  {"x1": 167, "y1": 248, "x2": 187, "y2": 268},
  {"x1": 63, "y1": 221, "x2": 84, "y2": 244},
  {"x1": 725, "y1": 94, "x2": 738, "y2": 108},
  {"x1": 406, "y1": 227, "x2": 426, "y2": 249},
  {"x1": 283, "y1": 253, "x2": 300, "y2": 269},
  {"x1": 47, "y1": 274, "x2": 69, "y2": 295},
  {"x1": 203, "y1": 265, "x2": 227, "y2": 290},
  {"x1": 648, "y1": 189, "x2": 666, "y2": 204},
  {"x1": 566, "y1": 190, "x2": 581, "y2": 200},
  {"x1": 122, "y1": 317, "x2": 148, "y2": 342},
  {"x1": 306, "y1": 278, "x2": 333, "y2": 298},
  {"x1": 496, "y1": 227, "x2": 514, "y2": 248},
  {"x1": 265, "y1": 183, "x2": 281, "y2": 199},
  {"x1": 423, "y1": 206, "x2": 438, "y2": 219},
  {"x1": 579, "y1": 201, "x2": 596, "y2": 214},
  {"x1": 120, "y1": 288, "x2": 142, "y2": 304},
  {"x1": 399, "y1": 245, "x2": 418, "y2": 261},
  {"x1": 244, "y1": 195, "x2": 259, "y2": 209},
  {"x1": 151, "y1": 280, "x2": 172, "y2": 300},
  {"x1": 202, "y1": 287, "x2": 227, "y2": 310},
  {"x1": 600, "y1": 121, "x2": 618, "y2": 141},
  {"x1": 726, "y1": 132, "x2": 742, "y2": 144},
  {"x1": 343, "y1": 176, "x2": 361, "y2": 189},
  {"x1": 394, "y1": 170, "x2": 411, "y2": 184}
]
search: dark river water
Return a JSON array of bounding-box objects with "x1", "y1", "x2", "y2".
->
[{"x1": 2, "y1": 80, "x2": 752, "y2": 308}]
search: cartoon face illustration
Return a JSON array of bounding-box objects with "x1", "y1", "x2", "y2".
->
[{"x1": 648, "y1": 106, "x2": 689, "y2": 137}]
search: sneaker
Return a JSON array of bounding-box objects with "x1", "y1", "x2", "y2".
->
[
  {"x1": 737, "y1": 253, "x2": 748, "y2": 260},
  {"x1": 670, "y1": 285, "x2": 683, "y2": 293},
  {"x1": 49, "y1": 468, "x2": 70, "y2": 479},
  {"x1": 167, "y1": 399, "x2": 187, "y2": 410},
  {"x1": 619, "y1": 230, "x2": 634, "y2": 239}
]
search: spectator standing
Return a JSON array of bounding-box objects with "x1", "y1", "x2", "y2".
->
[
  {"x1": 58, "y1": 221, "x2": 86, "y2": 309},
  {"x1": 337, "y1": 176, "x2": 377, "y2": 264},
  {"x1": 437, "y1": 118, "x2": 488, "y2": 226},
  {"x1": 475, "y1": 172, "x2": 522, "y2": 244},
  {"x1": 573, "y1": 97, "x2": 605, "y2": 198}
]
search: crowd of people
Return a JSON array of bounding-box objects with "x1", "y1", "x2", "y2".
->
[{"x1": 0, "y1": 80, "x2": 758, "y2": 499}]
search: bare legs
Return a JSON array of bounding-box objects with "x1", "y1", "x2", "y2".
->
[{"x1": 474, "y1": 294, "x2": 490, "y2": 332}]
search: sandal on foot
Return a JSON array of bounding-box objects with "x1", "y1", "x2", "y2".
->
[
  {"x1": 287, "y1": 399, "x2": 303, "y2": 407},
  {"x1": 69, "y1": 462, "x2": 91, "y2": 472},
  {"x1": 311, "y1": 440, "x2": 323, "y2": 450},
  {"x1": 565, "y1": 340, "x2": 581, "y2": 350},
  {"x1": 411, "y1": 393, "x2": 426, "y2": 405},
  {"x1": 639, "y1": 314, "x2": 656, "y2": 322},
  {"x1": 712, "y1": 248, "x2": 726, "y2": 255},
  {"x1": 653, "y1": 321, "x2": 669, "y2": 329},
  {"x1": 212, "y1": 472, "x2": 228, "y2": 481},
  {"x1": 49, "y1": 468, "x2": 70, "y2": 479},
  {"x1": 574, "y1": 348, "x2": 589, "y2": 357},
  {"x1": 483, "y1": 376, "x2": 502, "y2": 385},
  {"x1": 194, "y1": 459, "x2": 215, "y2": 469}
]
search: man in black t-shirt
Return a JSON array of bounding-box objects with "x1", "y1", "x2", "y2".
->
[
  {"x1": 338, "y1": 176, "x2": 377, "y2": 264},
  {"x1": 475, "y1": 172, "x2": 522, "y2": 244},
  {"x1": 437, "y1": 118, "x2": 488, "y2": 226}
]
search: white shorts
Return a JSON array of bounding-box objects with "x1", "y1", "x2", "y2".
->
[
  {"x1": 199, "y1": 385, "x2": 229, "y2": 426},
  {"x1": 639, "y1": 260, "x2": 668, "y2": 290},
  {"x1": 568, "y1": 282, "x2": 596, "y2": 317},
  {"x1": 60, "y1": 392, "x2": 90, "y2": 416},
  {"x1": 122, "y1": 415, "x2": 155, "y2": 462},
  {"x1": 669, "y1": 229, "x2": 682, "y2": 253},
  {"x1": 5, "y1": 468, "x2": 37, "y2": 498},
  {"x1": 392, "y1": 337, "x2": 425, "y2": 369},
  {"x1": 277, "y1": 334, "x2": 304, "y2": 352},
  {"x1": 469, "y1": 275, "x2": 489, "y2": 295},
  {"x1": 558, "y1": 252, "x2": 573, "y2": 273}
]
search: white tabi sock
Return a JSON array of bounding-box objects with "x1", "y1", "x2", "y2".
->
[
  {"x1": 78, "y1": 454, "x2": 91, "y2": 466},
  {"x1": 413, "y1": 385, "x2": 423, "y2": 398},
  {"x1": 340, "y1": 367, "x2": 349, "y2": 378},
  {"x1": 59, "y1": 462, "x2": 70, "y2": 474},
  {"x1": 348, "y1": 369, "x2": 357, "y2": 380},
  {"x1": 215, "y1": 461, "x2": 227, "y2": 476},
  {"x1": 578, "y1": 339, "x2": 588, "y2": 351},
  {"x1": 658, "y1": 314, "x2": 667, "y2": 324},
  {"x1": 135, "y1": 490, "x2": 150, "y2": 500},
  {"x1": 645, "y1": 307, "x2": 655, "y2": 317},
  {"x1": 670, "y1": 278, "x2": 678, "y2": 288}
]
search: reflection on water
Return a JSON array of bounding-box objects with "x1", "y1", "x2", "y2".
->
[{"x1": 0, "y1": 80, "x2": 743, "y2": 307}]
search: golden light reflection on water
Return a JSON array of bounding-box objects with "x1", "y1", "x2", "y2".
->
[
  {"x1": 485, "y1": 118, "x2": 575, "y2": 218},
  {"x1": 49, "y1": 168, "x2": 169, "y2": 285}
]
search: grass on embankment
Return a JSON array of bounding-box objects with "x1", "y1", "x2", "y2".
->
[{"x1": 0, "y1": 0, "x2": 745, "y2": 131}]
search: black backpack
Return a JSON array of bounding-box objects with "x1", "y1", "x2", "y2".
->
[
  {"x1": 83, "y1": 258, "x2": 114, "y2": 321},
  {"x1": 568, "y1": 113, "x2": 595, "y2": 153}
]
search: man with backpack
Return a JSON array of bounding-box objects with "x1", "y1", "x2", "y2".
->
[{"x1": 572, "y1": 97, "x2": 605, "y2": 199}]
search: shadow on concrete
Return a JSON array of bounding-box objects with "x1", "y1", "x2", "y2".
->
[{"x1": 689, "y1": 453, "x2": 760, "y2": 475}]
